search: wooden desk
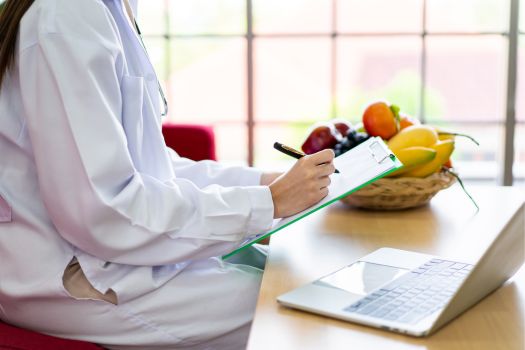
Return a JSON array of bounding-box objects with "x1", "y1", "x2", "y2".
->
[{"x1": 248, "y1": 186, "x2": 525, "y2": 350}]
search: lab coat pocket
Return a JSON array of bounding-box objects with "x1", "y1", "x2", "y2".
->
[
  {"x1": 61, "y1": 258, "x2": 118, "y2": 306},
  {"x1": 120, "y1": 75, "x2": 146, "y2": 169},
  {"x1": 120, "y1": 75, "x2": 174, "y2": 180}
]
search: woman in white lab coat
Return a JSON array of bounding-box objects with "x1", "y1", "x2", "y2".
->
[{"x1": 0, "y1": 0, "x2": 335, "y2": 349}]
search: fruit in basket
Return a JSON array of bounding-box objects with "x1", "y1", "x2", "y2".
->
[
  {"x1": 334, "y1": 129, "x2": 371, "y2": 157},
  {"x1": 299, "y1": 101, "x2": 476, "y2": 182},
  {"x1": 332, "y1": 119, "x2": 354, "y2": 136},
  {"x1": 362, "y1": 101, "x2": 400, "y2": 139},
  {"x1": 386, "y1": 125, "x2": 455, "y2": 178},
  {"x1": 301, "y1": 123, "x2": 342, "y2": 154},
  {"x1": 386, "y1": 146, "x2": 437, "y2": 177},
  {"x1": 301, "y1": 119, "x2": 372, "y2": 157},
  {"x1": 343, "y1": 100, "x2": 478, "y2": 209},
  {"x1": 399, "y1": 113, "x2": 420, "y2": 130},
  {"x1": 403, "y1": 140, "x2": 455, "y2": 178},
  {"x1": 387, "y1": 125, "x2": 439, "y2": 153},
  {"x1": 438, "y1": 130, "x2": 455, "y2": 141},
  {"x1": 435, "y1": 127, "x2": 480, "y2": 146}
]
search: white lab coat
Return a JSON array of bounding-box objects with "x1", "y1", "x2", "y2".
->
[{"x1": 0, "y1": 0, "x2": 274, "y2": 348}]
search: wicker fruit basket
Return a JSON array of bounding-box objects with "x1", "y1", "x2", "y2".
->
[{"x1": 340, "y1": 170, "x2": 456, "y2": 210}]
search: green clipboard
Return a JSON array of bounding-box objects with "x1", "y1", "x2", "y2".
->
[{"x1": 222, "y1": 137, "x2": 403, "y2": 260}]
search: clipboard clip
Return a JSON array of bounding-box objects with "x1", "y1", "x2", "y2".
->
[{"x1": 368, "y1": 138, "x2": 395, "y2": 164}]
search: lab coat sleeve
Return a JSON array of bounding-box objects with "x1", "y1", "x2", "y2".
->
[
  {"x1": 167, "y1": 149, "x2": 264, "y2": 188},
  {"x1": 18, "y1": 2, "x2": 274, "y2": 266}
]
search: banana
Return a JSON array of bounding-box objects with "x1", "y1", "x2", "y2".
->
[
  {"x1": 435, "y1": 127, "x2": 480, "y2": 145},
  {"x1": 387, "y1": 125, "x2": 439, "y2": 153},
  {"x1": 387, "y1": 146, "x2": 436, "y2": 177},
  {"x1": 403, "y1": 140, "x2": 455, "y2": 178},
  {"x1": 435, "y1": 127, "x2": 455, "y2": 141}
]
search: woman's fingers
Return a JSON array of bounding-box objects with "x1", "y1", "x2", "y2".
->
[
  {"x1": 317, "y1": 163, "x2": 336, "y2": 177},
  {"x1": 318, "y1": 176, "x2": 331, "y2": 189},
  {"x1": 307, "y1": 148, "x2": 335, "y2": 165}
]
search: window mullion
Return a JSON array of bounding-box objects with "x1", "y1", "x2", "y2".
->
[
  {"x1": 420, "y1": 0, "x2": 427, "y2": 123},
  {"x1": 246, "y1": 0, "x2": 255, "y2": 166},
  {"x1": 503, "y1": 0, "x2": 519, "y2": 185}
]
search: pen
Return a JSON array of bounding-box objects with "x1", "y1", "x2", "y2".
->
[{"x1": 273, "y1": 142, "x2": 340, "y2": 173}]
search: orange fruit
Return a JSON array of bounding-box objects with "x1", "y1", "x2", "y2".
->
[
  {"x1": 362, "y1": 101, "x2": 400, "y2": 140},
  {"x1": 399, "y1": 113, "x2": 420, "y2": 130}
]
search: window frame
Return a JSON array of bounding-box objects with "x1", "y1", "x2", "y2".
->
[{"x1": 142, "y1": 0, "x2": 522, "y2": 185}]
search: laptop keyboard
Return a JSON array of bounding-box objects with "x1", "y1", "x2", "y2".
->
[{"x1": 343, "y1": 259, "x2": 474, "y2": 324}]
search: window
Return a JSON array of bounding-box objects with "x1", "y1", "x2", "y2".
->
[{"x1": 138, "y1": 0, "x2": 523, "y2": 185}]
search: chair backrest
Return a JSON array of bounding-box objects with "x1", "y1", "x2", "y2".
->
[{"x1": 162, "y1": 123, "x2": 217, "y2": 161}]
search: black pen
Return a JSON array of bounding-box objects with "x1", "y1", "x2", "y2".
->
[{"x1": 273, "y1": 142, "x2": 339, "y2": 173}]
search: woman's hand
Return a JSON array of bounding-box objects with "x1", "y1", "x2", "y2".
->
[{"x1": 269, "y1": 149, "x2": 335, "y2": 218}]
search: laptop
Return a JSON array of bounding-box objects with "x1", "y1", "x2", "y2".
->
[{"x1": 277, "y1": 203, "x2": 524, "y2": 337}]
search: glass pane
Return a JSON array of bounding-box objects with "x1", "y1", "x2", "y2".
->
[
  {"x1": 514, "y1": 124, "x2": 525, "y2": 186},
  {"x1": 336, "y1": 37, "x2": 422, "y2": 123},
  {"x1": 169, "y1": 0, "x2": 245, "y2": 35},
  {"x1": 433, "y1": 123, "x2": 502, "y2": 184},
  {"x1": 167, "y1": 39, "x2": 246, "y2": 123},
  {"x1": 517, "y1": 35, "x2": 525, "y2": 122},
  {"x1": 521, "y1": 0, "x2": 525, "y2": 33},
  {"x1": 214, "y1": 123, "x2": 248, "y2": 165},
  {"x1": 254, "y1": 38, "x2": 332, "y2": 122},
  {"x1": 425, "y1": 36, "x2": 507, "y2": 123},
  {"x1": 337, "y1": 0, "x2": 423, "y2": 33},
  {"x1": 137, "y1": 0, "x2": 166, "y2": 35},
  {"x1": 253, "y1": 0, "x2": 331, "y2": 34},
  {"x1": 254, "y1": 124, "x2": 311, "y2": 170},
  {"x1": 426, "y1": 0, "x2": 509, "y2": 33}
]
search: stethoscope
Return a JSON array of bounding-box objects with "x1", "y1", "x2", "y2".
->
[
  {"x1": 134, "y1": 20, "x2": 169, "y2": 117},
  {"x1": 123, "y1": 0, "x2": 169, "y2": 117}
]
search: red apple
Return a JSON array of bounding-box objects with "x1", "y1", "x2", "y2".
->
[
  {"x1": 332, "y1": 119, "x2": 354, "y2": 137},
  {"x1": 301, "y1": 123, "x2": 341, "y2": 154}
]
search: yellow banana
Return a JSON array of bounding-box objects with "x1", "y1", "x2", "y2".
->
[
  {"x1": 387, "y1": 125, "x2": 439, "y2": 153},
  {"x1": 434, "y1": 126, "x2": 479, "y2": 145},
  {"x1": 403, "y1": 140, "x2": 455, "y2": 178},
  {"x1": 436, "y1": 129, "x2": 455, "y2": 141},
  {"x1": 387, "y1": 146, "x2": 436, "y2": 177}
]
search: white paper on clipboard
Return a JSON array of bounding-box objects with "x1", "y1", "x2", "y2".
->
[{"x1": 223, "y1": 137, "x2": 402, "y2": 259}]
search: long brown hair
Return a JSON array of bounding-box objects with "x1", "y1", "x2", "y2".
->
[{"x1": 0, "y1": 0, "x2": 34, "y2": 85}]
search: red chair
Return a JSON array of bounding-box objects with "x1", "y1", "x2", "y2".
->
[
  {"x1": 0, "y1": 124, "x2": 216, "y2": 349},
  {"x1": 0, "y1": 321, "x2": 103, "y2": 350},
  {"x1": 162, "y1": 123, "x2": 217, "y2": 161}
]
